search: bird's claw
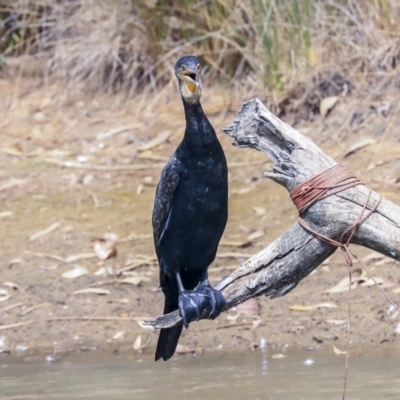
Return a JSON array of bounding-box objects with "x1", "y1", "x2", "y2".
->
[
  {"x1": 178, "y1": 291, "x2": 208, "y2": 329},
  {"x1": 196, "y1": 283, "x2": 226, "y2": 319}
]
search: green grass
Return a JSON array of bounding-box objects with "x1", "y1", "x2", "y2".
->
[{"x1": 0, "y1": 0, "x2": 398, "y2": 92}]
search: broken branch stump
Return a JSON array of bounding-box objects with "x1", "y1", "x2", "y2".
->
[{"x1": 145, "y1": 98, "x2": 400, "y2": 329}]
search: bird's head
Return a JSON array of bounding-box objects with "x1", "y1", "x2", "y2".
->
[{"x1": 175, "y1": 55, "x2": 202, "y2": 103}]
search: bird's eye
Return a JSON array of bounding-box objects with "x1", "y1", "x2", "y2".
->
[{"x1": 181, "y1": 65, "x2": 187, "y2": 71}]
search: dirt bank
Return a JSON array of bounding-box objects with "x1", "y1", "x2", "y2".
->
[{"x1": 1, "y1": 78, "x2": 400, "y2": 360}]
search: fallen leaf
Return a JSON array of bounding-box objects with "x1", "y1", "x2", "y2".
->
[
  {"x1": 64, "y1": 253, "x2": 97, "y2": 263},
  {"x1": 0, "y1": 211, "x2": 13, "y2": 219},
  {"x1": 252, "y1": 320, "x2": 263, "y2": 329},
  {"x1": 39, "y1": 263, "x2": 59, "y2": 271},
  {"x1": 252, "y1": 207, "x2": 266, "y2": 216},
  {"x1": 62, "y1": 266, "x2": 88, "y2": 279},
  {"x1": 94, "y1": 241, "x2": 117, "y2": 260},
  {"x1": 82, "y1": 174, "x2": 94, "y2": 185},
  {"x1": 343, "y1": 138, "x2": 376, "y2": 158},
  {"x1": 272, "y1": 353, "x2": 287, "y2": 359},
  {"x1": 362, "y1": 252, "x2": 385, "y2": 263},
  {"x1": 391, "y1": 311, "x2": 399, "y2": 320},
  {"x1": 324, "y1": 277, "x2": 358, "y2": 294},
  {"x1": 290, "y1": 305, "x2": 314, "y2": 312},
  {"x1": 373, "y1": 258, "x2": 392, "y2": 266},
  {"x1": 2, "y1": 143, "x2": 24, "y2": 156},
  {"x1": 333, "y1": 346, "x2": 347, "y2": 355},
  {"x1": 246, "y1": 230, "x2": 265, "y2": 241},
  {"x1": 326, "y1": 319, "x2": 346, "y2": 326},
  {"x1": 94, "y1": 267, "x2": 107, "y2": 276},
  {"x1": 175, "y1": 344, "x2": 195, "y2": 354},
  {"x1": 133, "y1": 335, "x2": 142, "y2": 351},
  {"x1": 29, "y1": 222, "x2": 60, "y2": 241},
  {"x1": 3, "y1": 282, "x2": 20, "y2": 291},
  {"x1": 121, "y1": 276, "x2": 149, "y2": 286},
  {"x1": 0, "y1": 178, "x2": 27, "y2": 192},
  {"x1": 8, "y1": 258, "x2": 23, "y2": 267},
  {"x1": 93, "y1": 233, "x2": 119, "y2": 260},
  {"x1": 33, "y1": 111, "x2": 45, "y2": 122},
  {"x1": 360, "y1": 277, "x2": 388, "y2": 287},
  {"x1": 105, "y1": 232, "x2": 120, "y2": 242},
  {"x1": 138, "y1": 130, "x2": 171, "y2": 152},
  {"x1": 320, "y1": 96, "x2": 339, "y2": 118},
  {"x1": 226, "y1": 314, "x2": 240, "y2": 322},
  {"x1": 231, "y1": 187, "x2": 252, "y2": 195},
  {"x1": 73, "y1": 288, "x2": 110, "y2": 295},
  {"x1": 136, "y1": 184, "x2": 143, "y2": 194},
  {"x1": 290, "y1": 303, "x2": 337, "y2": 311},
  {"x1": 0, "y1": 289, "x2": 10, "y2": 302},
  {"x1": 142, "y1": 176, "x2": 155, "y2": 186},
  {"x1": 113, "y1": 331, "x2": 125, "y2": 340}
]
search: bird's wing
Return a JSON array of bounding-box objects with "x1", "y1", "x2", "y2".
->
[{"x1": 152, "y1": 153, "x2": 180, "y2": 257}]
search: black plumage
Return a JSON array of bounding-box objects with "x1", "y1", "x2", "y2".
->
[{"x1": 152, "y1": 55, "x2": 228, "y2": 361}]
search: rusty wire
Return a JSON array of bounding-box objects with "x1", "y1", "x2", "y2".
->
[
  {"x1": 289, "y1": 163, "x2": 383, "y2": 400},
  {"x1": 290, "y1": 163, "x2": 380, "y2": 266}
]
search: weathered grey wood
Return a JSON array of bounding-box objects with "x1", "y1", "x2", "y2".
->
[{"x1": 145, "y1": 98, "x2": 400, "y2": 329}]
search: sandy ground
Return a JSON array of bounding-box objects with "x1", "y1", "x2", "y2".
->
[{"x1": 1, "y1": 77, "x2": 400, "y2": 361}]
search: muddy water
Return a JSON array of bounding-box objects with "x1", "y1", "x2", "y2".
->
[{"x1": 1, "y1": 349, "x2": 400, "y2": 400}]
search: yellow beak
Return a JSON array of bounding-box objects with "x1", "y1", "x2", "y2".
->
[{"x1": 182, "y1": 74, "x2": 199, "y2": 93}]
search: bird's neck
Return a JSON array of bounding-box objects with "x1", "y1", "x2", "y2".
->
[{"x1": 182, "y1": 99, "x2": 217, "y2": 147}]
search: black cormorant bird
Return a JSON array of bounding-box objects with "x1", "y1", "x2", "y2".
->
[{"x1": 152, "y1": 55, "x2": 228, "y2": 361}]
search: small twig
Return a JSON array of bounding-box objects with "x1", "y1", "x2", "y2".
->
[
  {"x1": 25, "y1": 250, "x2": 97, "y2": 264},
  {"x1": 119, "y1": 234, "x2": 153, "y2": 242},
  {"x1": 29, "y1": 222, "x2": 60, "y2": 241},
  {"x1": 45, "y1": 316, "x2": 148, "y2": 322},
  {"x1": 42, "y1": 158, "x2": 266, "y2": 171},
  {"x1": 117, "y1": 260, "x2": 155, "y2": 273},
  {"x1": 42, "y1": 158, "x2": 165, "y2": 171},
  {"x1": 87, "y1": 279, "x2": 125, "y2": 287},
  {"x1": 0, "y1": 321, "x2": 34, "y2": 331},
  {"x1": 96, "y1": 125, "x2": 140, "y2": 140},
  {"x1": 19, "y1": 303, "x2": 52, "y2": 316},
  {"x1": 2, "y1": 301, "x2": 28, "y2": 312}
]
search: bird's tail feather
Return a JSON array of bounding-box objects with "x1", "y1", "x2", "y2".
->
[
  {"x1": 155, "y1": 324, "x2": 183, "y2": 361},
  {"x1": 155, "y1": 302, "x2": 183, "y2": 361}
]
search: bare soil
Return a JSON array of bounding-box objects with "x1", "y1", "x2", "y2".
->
[{"x1": 1, "y1": 78, "x2": 400, "y2": 361}]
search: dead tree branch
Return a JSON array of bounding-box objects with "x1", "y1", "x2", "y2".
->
[{"x1": 145, "y1": 98, "x2": 400, "y2": 329}]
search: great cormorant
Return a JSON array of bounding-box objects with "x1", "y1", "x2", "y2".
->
[{"x1": 152, "y1": 55, "x2": 228, "y2": 361}]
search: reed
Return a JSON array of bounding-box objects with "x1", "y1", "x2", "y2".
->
[{"x1": 0, "y1": 0, "x2": 398, "y2": 92}]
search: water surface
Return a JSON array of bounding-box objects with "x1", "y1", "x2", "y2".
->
[{"x1": 1, "y1": 348, "x2": 399, "y2": 400}]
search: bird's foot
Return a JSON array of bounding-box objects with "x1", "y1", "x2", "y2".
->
[
  {"x1": 178, "y1": 291, "x2": 208, "y2": 329},
  {"x1": 196, "y1": 283, "x2": 226, "y2": 320}
]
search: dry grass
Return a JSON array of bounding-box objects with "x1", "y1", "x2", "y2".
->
[{"x1": 0, "y1": 0, "x2": 399, "y2": 96}]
